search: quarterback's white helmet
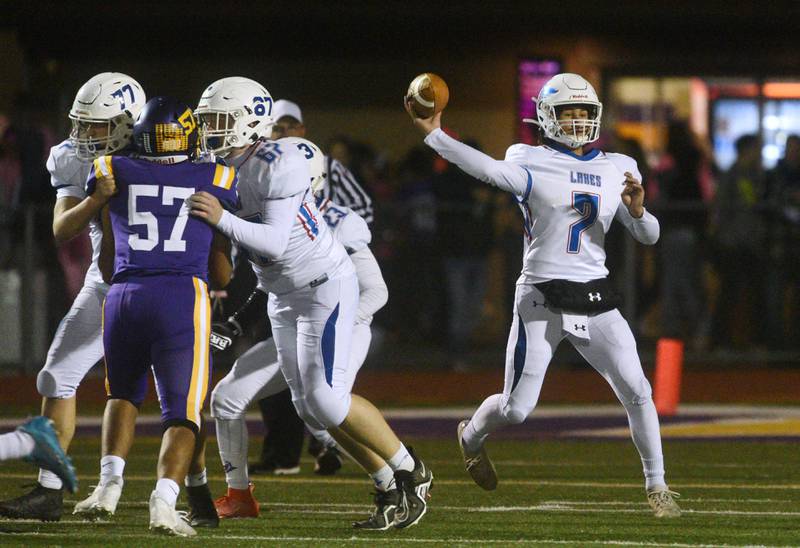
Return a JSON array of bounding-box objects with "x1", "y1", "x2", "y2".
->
[
  {"x1": 68, "y1": 72, "x2": 146, "y2": 161},
  {"x1": 528, "y1": 73, "x2": 602, "y2": 149},
  {"x1": 195, "y1": 76, "x2": 274, "y2": 158},
  {"x1": 279, "y1": 137, "x2": 327, "y2": 193}
]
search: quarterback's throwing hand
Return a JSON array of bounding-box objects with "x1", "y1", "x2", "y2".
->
[
  {"x1": 188, "y1": 191, "x2": 224, "y2": 225},
  {"x1": 404, "y1": 97, "x2": 442, "y2": 136},
  {"x1": 621, "y1": 172, "x2": 645, "y2": 219}
]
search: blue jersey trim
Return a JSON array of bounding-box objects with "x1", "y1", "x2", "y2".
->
[
  {"x1": 322, "y1": 303, "x2": 340, "y2": 387},
  {"x1": 510, "y1": 314, "x2": 527, "y2": 393},
  {"x1": 546, "y1": 142, "x2": 601, "y2": 162}
]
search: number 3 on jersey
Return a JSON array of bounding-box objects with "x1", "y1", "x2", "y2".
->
[
  {"x1": 567, "y1": 192, "x2": 600, "y2": 254},
  {"x1": 128, "y1": 184, "x2": 194, "y2": 252}
]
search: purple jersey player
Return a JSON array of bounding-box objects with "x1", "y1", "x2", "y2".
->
[{"x1": 80, "y1": 97, "x2": 237, "y2": 537}]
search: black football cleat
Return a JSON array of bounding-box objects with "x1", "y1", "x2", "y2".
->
[
  {"x1": 392, "y1": 447, "x2": 433, "y2": 529},
  {"x1": 186, "y1": 483, "x2": 219, "y2": 528},
  {"x1": 0, "y1": 483, "x2": 63, "y2": 522},
  {"x1": 352, "y1": 489, "x2": 401, "y2": 531}
]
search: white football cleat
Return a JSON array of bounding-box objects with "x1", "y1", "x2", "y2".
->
[
  {"x1": 457, "y1": 420, "x2": 497, "y2": 491},
  {"x1": 647, "y1": 486, "x2": 681, "y2": 518},
  {"x1": 149, "y1": 490, "x2": 196, "y2": 537},
  {"x1": 73, "y1": 476, "x2": 123, "y2": 520}
]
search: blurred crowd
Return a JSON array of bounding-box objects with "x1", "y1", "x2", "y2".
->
[{"x1": 2, "y1": 107, "x2": 799, "y2": 369}]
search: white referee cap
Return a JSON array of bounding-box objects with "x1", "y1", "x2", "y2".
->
[{"x1": 273, "y1": 99, "x2": 303, "y2": 123}]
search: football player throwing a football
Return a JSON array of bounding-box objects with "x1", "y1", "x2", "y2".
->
[{"x1": 406, "y1": 73, "x2": 680, "y2": 518}]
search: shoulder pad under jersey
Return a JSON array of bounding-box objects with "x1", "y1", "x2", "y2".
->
[
  {"x1": 504, "y1": 143, "x2": 550, "y2": 165},
  {"x1": 604, "y1": 152, "x2": 643, "y2": 181},
  {"x1": 242, "y1": 140, "x2": 311, "y2": 200},
  {"x1": 47, "y1": 140, "x2": 87, "y2": 190},
  {"x1": 332, "y1": 205, "x2": 371, "y2": 253}
]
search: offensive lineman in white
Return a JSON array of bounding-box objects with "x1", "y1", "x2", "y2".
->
[
  {"x1": 0, "y1": 73, "x2": 145, "y2": 522},
  {"x1": 405, "y1": 73, "x2": 680, "y2": 518},
  {"x1": 209, "y1": 137, "x2": 402, "y2": 529},
  {"x1": 188, "y1": 77, "x2": 432, "y2": 529}
]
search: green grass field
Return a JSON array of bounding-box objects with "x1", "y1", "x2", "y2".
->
[{"x1": 1, "y1": 435, "x2": 798, "y2": 547}]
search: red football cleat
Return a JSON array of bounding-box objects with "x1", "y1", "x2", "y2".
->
[{"x1": 213, "y1": 484, "x2": 260, "y2": 519}]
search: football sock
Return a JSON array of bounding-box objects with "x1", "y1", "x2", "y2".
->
[
  {"x1": 38, "y1": 469, "x2": 64, "y2": 490},
  {"x1": 308, "y1": 426, "x2": 336, "y2": 450},
  {"x1": 216, "y1": 417, "x2": 249, "y2": 489},
  {"x1": 624, "y1": 398, "x2": 666, "y2": 490},
  {"x1": 387, "y1": 444, "x2": 414, "y2": 472},
  {"x1": 155, "y1": 478, "x2": 180, "y2": 508},
  {"x1": 185, "y1": 468, "x2": 208, "y2": 487},
  {"x1": 370, "y1": 464, "x2": 396, "y2": 492},
  {"x1": 0, "y1": 431, "x2": 35, "y2": 461},
  {"x1": 100, "y1": 455, "x2": 126, "y2": 486},
  {"x1": 462, "y1": 393, "x2": 508, "y2": 454}
]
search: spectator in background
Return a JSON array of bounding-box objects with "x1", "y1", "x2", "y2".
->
[
  {"x1": 765, "y1": 135, "x2": 800, "y2": 347},
  {"x1": 392, "y1": 145, "x2": 441, "y2": 341},
  {"x1": 271, "y1": 100, "x2": 373, "y2": 223},
  {"x1": 652, "y1": 121, "x2": 715, "y2": 349},
  {"x1": 0, "y1": 112, "x2": 21, "y2": 266},
  {"x1": 711, "y1": 134, "x2": 767, "y2": 349},
  {"x1": 433, "y1": 139, "x2": 494, "y2": 370}
]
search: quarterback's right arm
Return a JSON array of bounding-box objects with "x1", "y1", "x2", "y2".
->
[{"x1": 422, "y1": 129, "x2": 530, "y2": 195}]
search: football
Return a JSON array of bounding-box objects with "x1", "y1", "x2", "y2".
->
[{"x1": 406, "y1": 73, "x2": 449, "y2": 118}]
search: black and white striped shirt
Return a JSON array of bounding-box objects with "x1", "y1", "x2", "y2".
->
[{"x1": 319, "y1": 157, "x2": 374, "y2": 224}]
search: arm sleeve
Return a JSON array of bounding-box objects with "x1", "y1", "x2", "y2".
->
[
  {"x1": 215, "y1": 192, "x2": 304, "y2": 260},
  {"x1": 350, "y1": 247, "x2": 388, "y2": 324},
  {"x1": 423, "y1": 128, "x2": 531, "y2": 195},
  {"x1": 615, "y1": 203, "x2": 660, "y2": 245}
]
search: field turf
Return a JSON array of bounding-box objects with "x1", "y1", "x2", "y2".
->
[{"x1": 0, "y1": 430, "x2": 798, "y2": 547}]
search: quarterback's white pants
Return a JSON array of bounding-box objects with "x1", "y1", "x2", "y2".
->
[
  {"x1": 36, "y1": 283, "x2": 108, "y2": 399},
  {"x1": 463, "y1": 283, "x2": 665, "y2": 485},
  {"x1": 268, "y1": 274, "x2": 359, "y2": 431}
]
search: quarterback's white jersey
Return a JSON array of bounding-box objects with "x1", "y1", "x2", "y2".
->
[
  {"x1": 47, "y1": 140, "x2": 105, "y2": 287},
  {"x1": 227, "y1": 140, "x2": 352, "y2": 294},
  {"x1": 424, "y1": 129, "x2": 659, "y2": 284}
]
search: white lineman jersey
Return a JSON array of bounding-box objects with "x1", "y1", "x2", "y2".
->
[
  {"x1": 47, "y1": 140, "x2": 105, "y2": 287},
  {"x1": 424, "y1": 130, "x2": 660, "y2": 284},
  {"x1": 317, "y1": 198, "x2": 371, "y2": 255},
  {"x1": 230, "y1": 140, "x2": 352, "y2": 294}
]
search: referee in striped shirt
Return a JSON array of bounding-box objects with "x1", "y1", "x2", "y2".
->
[{"x1": 246, "y1": 99, "x2": 373, "y2": 476}]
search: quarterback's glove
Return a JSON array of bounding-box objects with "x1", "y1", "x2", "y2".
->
[{"x1": 210, "y1": 318, "x2": 243, "y2": 353}]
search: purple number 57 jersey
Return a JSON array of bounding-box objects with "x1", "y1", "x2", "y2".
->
[{"x1": 87, "y1": 155, "x2": 238, "y2": 283}]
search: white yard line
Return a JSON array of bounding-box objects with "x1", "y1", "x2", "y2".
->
[
  {"x1": 0, "y1": 531, "x2": 792, "y2": 548},
  {"x1": 2, "y1": 404, "x2": 800, "y2": 428},
  {"x1": 52, "y1": 499, "x2": 800, "y2": 518},
  {"x1": 5, "y1": 473, "x2": 800, "y2": 490}
]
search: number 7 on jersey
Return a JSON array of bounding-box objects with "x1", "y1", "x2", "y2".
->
[{"x1": 567, "y1": 192, "x2": 600, "y2": 254}]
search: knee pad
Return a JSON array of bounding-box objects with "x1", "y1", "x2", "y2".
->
[
  {"x1": 303, "y1": 387, "x2": 351, "y2": 430},
  {"x1": 210, "y1": 382, "x2": 243, "y2": 420},
  {"x1": 502, "y1": 405, "x2": 529, "y2": 425},
  {"x1": 37, "y1": 369, "x2": 76, "y2": 399},
  {"x1": 499, "y1": 395, "x2": 530, "y2": 424},
  {"x1": 619, "y1": 376, "x2": 653, "y2": 407}
]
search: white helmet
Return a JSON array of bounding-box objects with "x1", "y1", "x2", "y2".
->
[
  {"x1": 527, "y1": 73, "x2": 602, "y2": 149},
  {"x1": 69, "y1": 72, "x2": 146, "y2": 161},
  {"x1": 195, "y1": 76, "x2": 274, "y2": 158},
  {"x1": 278, "y1": 137, "x2": 327, "y2": 193}
]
